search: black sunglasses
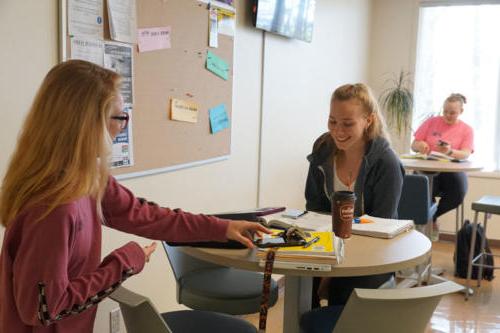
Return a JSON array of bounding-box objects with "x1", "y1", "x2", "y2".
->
[{"x1": 110, "y1": 113, "x2": 129, "y2": 130}]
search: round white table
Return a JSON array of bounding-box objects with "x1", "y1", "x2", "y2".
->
[
  {"x1": 182, "y1": 230, "x2": 431, "y2": 333},
  {"x1": 401, "y1": 158, "x2": 483, "y2": 173}
]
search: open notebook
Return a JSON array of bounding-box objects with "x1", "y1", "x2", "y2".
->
[
  {"x1": 351, "y1": 215, "x2": 414, "y2": 239},
  {"x1": 400, "y1": 152, "x2": 465, "y2": 163},
  {"x1": 261, "y1": 211, "x2": 332, "y2": 232}
]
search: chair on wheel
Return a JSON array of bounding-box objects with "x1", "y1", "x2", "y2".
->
[
  {"x1": 398, "y1": 174, "x2": 438, "y2": 238},
  {"x1": 109, "y1": 286, "x2": 257, "y2": 333},
  {"x1": 162, "y1": 241, "x2": 279, "y2": 315},
  {"x1": 300, "y1": 281, "x2": 464, "y2": 333},
  {"x1": 397, "y1": 174, "x2": 438, "y2": 286}
]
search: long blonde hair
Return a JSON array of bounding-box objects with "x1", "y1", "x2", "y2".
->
[
  {"x1": 331, "y1": 83, "x2": 390, "y2": 141},
  {"x1": 0, "y1": 60, "x2": 121, "y2": 227}
]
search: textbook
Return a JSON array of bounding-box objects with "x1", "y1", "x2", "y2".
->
[
  {"x1": 351, "y1": 215, "x2": 414, "y2": 239},
  {"x1": 400, "y1": 152, "x2": 464, "y2": 163},
  {"x1": 256, "y1": 231, "x2": 337, "y2": 262}
]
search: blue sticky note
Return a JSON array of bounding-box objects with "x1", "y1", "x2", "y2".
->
[
  {"x1": 209, "y1": 104, "x2": 229, "y2": 134},
  {"x1": 206, "y1": 51, "x2": 229, "y2": 80}
]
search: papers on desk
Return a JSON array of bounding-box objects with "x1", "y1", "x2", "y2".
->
[
  {"x1": 351, "y1": 215, "x2": 414, "y2": 239},
  {"x1": 262, "y1": 211, "x2": 414, "y2": 240}
]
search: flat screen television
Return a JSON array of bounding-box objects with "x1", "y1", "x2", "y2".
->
[{"x1": 252, "y1": 0, "x2": 316, "y2": 43}]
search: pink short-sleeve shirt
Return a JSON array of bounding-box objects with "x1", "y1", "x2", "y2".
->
[{"x1": 414, "y1": 116, "x2": 474, "y2": 152}]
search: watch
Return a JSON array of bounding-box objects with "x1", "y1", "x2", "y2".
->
[{"x1": 447, "y1": 149, "x2": 453, "y2": 156}]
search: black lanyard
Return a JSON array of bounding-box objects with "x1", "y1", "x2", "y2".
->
[{"x1": 259, "y1": 248, "x2": 277, "y2": 333}]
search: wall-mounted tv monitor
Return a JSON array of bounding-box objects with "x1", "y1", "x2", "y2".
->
[{"x1": 252, "y1": 0, "x2": 316, "y2": 43}]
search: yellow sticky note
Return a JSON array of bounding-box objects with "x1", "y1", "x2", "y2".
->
[{"x1": 170, "y1": 98, "x2": 198, "y2": 123}]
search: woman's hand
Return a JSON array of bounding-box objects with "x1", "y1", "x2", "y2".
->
[
  {"x1": 414, "y1": 141, "x2": 430, "y2": 154},
  {"x1": 143, "y1": 242, "x2": 157, "y2": 263},
  {"x1": 225, "y1": 221, "x2": 272, "y2": 248}
]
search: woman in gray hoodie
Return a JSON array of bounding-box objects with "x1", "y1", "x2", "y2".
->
[{"x1": 304, "y1": 83, "x2": 404, "y2": 309}]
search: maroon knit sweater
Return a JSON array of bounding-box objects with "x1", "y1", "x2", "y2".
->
[{"x1": 0, "y1": 176, "x2": 229, "y2": 333}]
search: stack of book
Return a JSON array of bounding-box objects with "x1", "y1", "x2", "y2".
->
[{"x1": 256, "y1": 231, "x2": 340, "y2": 271}]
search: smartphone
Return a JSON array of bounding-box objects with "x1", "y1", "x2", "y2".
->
[
  {"x1": 437, "y1": 139, "x2": 449, "y2": 147},
  {"x1": 281, "y1": 209, "x2": 308, "y2": 219},
  {"x1": 254, "y1": 237, "x2": 306, "y2": 248}
]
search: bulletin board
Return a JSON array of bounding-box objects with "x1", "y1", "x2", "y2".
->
[{"x1": 59, "y1": 0, "x2": 233, "y2": 179}]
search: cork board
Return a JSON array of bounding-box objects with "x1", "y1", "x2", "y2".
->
[{"x1": 61, "y1": 0, "x2": 233, "y2": 178}]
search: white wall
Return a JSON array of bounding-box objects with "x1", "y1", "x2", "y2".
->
[
  {"x1": 0, "y1": 1, "x2": 58, "y2": 176},
  {"x1": 259, "y1": 0, "x2": 373, "y2": 209},
  {"x1": 368, "y1": 0, "x2": 419, "y2": 154}
]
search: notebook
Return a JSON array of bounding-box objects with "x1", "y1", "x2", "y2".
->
[
  {"x1": 261, "y1": 211, "x2": 332, "y2": 232},
  {"x1": 351, "y1": 215, "x2": 414, "y2": 239}
]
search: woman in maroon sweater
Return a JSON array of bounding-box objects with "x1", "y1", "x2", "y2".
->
[{"x1": 0, "y1": 60, "x2": 267, "y2": 333}]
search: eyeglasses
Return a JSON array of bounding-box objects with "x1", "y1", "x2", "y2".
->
[{"x1": 110, "y1": 113, "x2": 129, "y2": 130}]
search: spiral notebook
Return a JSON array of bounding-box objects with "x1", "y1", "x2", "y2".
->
[{"x1": 351, "y1": 215, "x2": 414, "y2": 239}]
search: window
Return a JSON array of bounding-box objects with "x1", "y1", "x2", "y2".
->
[{"x1": 413, "y1": 3, "x2": 500, "y2": 171}]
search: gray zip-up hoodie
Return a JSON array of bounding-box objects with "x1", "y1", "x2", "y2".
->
[{"x1": 305, "y1": 133, "x2": 404, "y2": 218}]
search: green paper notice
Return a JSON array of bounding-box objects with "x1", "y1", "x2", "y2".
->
[{"x1": 206, "y1": 51, "x2": 229, "y2": 80}]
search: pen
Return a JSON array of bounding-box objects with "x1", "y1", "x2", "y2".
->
[
  {"x1": 303, "y1": 236, "x2": 320, "y2": 248},
  {"x1": 298, "y1": 210, "x2": 308, "y2": 218}
]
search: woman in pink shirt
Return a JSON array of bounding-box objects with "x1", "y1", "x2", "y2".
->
[
  {"x1": 0, "y1": 60, "x2": 268, "y2": 333},
  {"x1": 411, "y1": 93, "x2": 474, "y2": 237}
]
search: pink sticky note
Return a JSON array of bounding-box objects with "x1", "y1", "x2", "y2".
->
[{"x1": 137, "y1": 27, "x2": 171, "y2": 52}]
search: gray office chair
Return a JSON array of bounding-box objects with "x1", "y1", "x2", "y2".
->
[
  {"x1": 300, "y1": 281, "x2": 464, "y2": 333},
  {"x1": 398, "y1": 174, "x2": 438, "y2": 238},
  {"x1": 109, "y1": 286, "x2": 257, "y2": 333},
  {"x1": 162, "y1": 241, "x2": 279, "y2": 315},
  {"x1": 397, "y1": 174, "x2": 439, "y2": 286}
]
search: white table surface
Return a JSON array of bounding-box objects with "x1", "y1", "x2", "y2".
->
[
  {"x1": 181, "y1": 229, "x2": 431, "y2": 333},
  {"x1": 401, "y1": 158, "x2": 483, "y2": 173}
]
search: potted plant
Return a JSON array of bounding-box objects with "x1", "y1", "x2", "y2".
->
[{"x1": 379, "y1": 70, "x2": 414, "y2": 135}]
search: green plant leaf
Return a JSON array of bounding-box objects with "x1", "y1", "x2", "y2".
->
[{"x1": 379, "y1": 70, "x2": 414, "y2": 135}]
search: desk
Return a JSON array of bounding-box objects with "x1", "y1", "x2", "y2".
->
[
  {"x1": 182, "y1": 231, "x2": 431, "y2": 333},
  {"x1": 401, "y1": 158, "x2": 482, "y2": 174}
]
